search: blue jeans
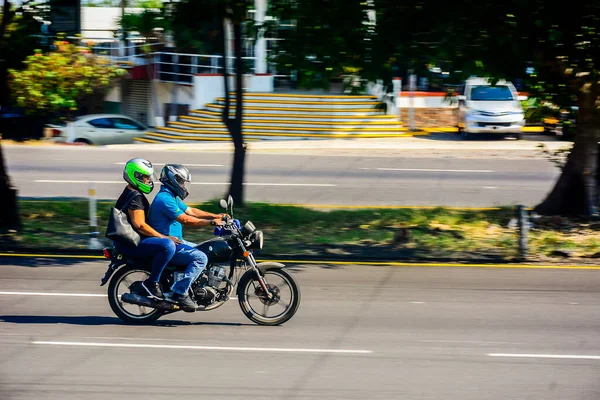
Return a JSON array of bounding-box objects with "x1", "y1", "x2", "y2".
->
[
  {"x1": 115, "y1": 237, "x2": 176, "y2": 283},
  {"x1": 170, "y1": 239, "x2": 208, "y2": 295}
]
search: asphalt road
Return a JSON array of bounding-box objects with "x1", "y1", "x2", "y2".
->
[
  {"x1": 0, "y1": 259, "x2": 599, "y2": 399},
  {"x1": 4, "y1": 143, "x2": 560, "y2": 207}
]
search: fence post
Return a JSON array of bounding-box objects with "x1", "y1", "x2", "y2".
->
[
  {"x1": 408, "y1": 72, "x2": 416, "y2": 131},
  {"x1": 88, "y1": 182, "x2": 103, "y2": 250},
  {"x1": 393, "y1": 77, "x2": 401, "y2": 121},
  {"x1": 517, "y1": 205, "x2": 529, "y2": 260}
]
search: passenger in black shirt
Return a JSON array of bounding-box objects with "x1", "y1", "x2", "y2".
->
[{"x1": 112, "y1": 158, "x2": 180, "y2": 299}]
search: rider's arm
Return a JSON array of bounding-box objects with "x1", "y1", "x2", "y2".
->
[
  {"x1": 129, "y1": 209, "x2": 169, "y2": 238},
  {"x1": 175, "y1": 213, "x2": 217, "y2": 227},
  {"x1": 184, "y1": 207, "x2": 221, "y2": 219}
]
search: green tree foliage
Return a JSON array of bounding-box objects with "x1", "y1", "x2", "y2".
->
[
  {"x1": 269, "y1": 0, "x2": 371, "y2": 90},
  {"x1": 119, "y1": 7, "x2": 171, "y2": 40},
  {"x1": 9, "y1": 40, "x2": 126, "y2": 119},
  {"x1": 371, "y1": 0, "x2": 600, "y2": 216},
  {"x1": 170, "y1": 0, "x2": 221, "y2": 53}
]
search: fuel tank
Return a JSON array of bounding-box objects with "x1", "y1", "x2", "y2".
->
[{"x1": 196, "y1": 237, "x2": 233, "y2": 263}]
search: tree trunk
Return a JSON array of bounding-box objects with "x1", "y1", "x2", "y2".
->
[
  {"x1": 534, "y1": 96, "x2": 600, "y2": 216},
  {"x1": 220, "y1": 13, "x2": 230, "y2": 126},
  {"x1": 227, "y1": 20, "x2": 245, "y2": 205},
  {"x1": 0, "y1": 0, "x2": 13, "y2": 106},
  {"x1": 0, "y1": 0, "x2": 20, "y2": 231},
  {"x1": 0, "y1": 139, "x2": 20, "y2": 231}
]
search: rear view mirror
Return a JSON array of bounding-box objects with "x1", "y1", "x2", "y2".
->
[
  {"x1": 457, "y1": 95, "x2": 466, "y2": 101},
  {"x1": 228, "y1": 195, "x2": 234, "y2": 207},
  {"x1": 219, "y1": 199, "x2": 228, "y2": 209}
]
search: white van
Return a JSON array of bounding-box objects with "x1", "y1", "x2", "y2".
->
[{"x1": 456, "y1": 77, "x2": 527, "y2": 139}]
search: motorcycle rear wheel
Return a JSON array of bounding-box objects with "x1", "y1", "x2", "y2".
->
[
  {"x1": 237, "y1": 268, "x2": 300, "y2": 326},
  {"x1": 108, "y1": 265, "x2": 163, "y2": 324}
]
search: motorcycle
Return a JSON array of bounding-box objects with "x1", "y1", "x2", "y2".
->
[{"x1": 100, "y1": 196, "x2": 301, "y2": 326}]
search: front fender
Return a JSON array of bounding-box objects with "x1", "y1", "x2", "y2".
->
[
  {"x1": 236, "y1": 262, "x2": 287, "y2": 298},
  {"x1": 256, "y1": 262, "x2": 286, "y2": 274}
]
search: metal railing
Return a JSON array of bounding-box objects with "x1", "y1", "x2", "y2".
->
[{"x1": 154, "y1": 52, "x2": 257, "y2": 84}]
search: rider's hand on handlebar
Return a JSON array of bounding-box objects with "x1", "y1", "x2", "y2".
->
[{"x1": 211, "y1": 217, "x2": 225, "y2": 227}]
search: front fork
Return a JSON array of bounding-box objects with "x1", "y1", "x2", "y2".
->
[{"x1": 245, "y1": 251, "x2": 273, "y2": 300}]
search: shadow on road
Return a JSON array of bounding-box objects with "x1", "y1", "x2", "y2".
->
[
  {"x1": 0, "y1": 256, "x2": 99, "y2": 268},
  {"x1": 0, "y1": 315, "x2": 255, "y2": 327}
]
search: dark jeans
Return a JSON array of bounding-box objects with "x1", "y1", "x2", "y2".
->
[{"x1": 115, "y1": 237, "x2": 176, "y2": 283}]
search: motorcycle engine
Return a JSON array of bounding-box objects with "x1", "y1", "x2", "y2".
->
[
  {"x1": 207, "y1": 264, "x2": 227, "y2": 287},
  {"x1": 193, "y1": 264, "x2": 228, "y2": 303}
]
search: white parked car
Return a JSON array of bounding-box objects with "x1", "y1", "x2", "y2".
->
[
  {"x1": 456, "y1": 77, "x2": 527, "y2": 139},
  {"x1": 44, "y1": 114, "x2": 148, "y2": 145}
]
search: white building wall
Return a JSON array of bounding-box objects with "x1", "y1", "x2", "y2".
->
[
  {"x1": 81, "y1": 7, "x2": 149, "y2": 40},
  {"x1": 104, "y1": 85, "x2": 121, "y2": 102}
]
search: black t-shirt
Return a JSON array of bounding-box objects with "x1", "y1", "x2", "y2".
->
[{"x1": 114, "y1": 187, "x2": 150, "y2": 233}]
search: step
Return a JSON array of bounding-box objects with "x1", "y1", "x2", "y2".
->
[
  {"x1": 204, "y1": 103, "x2": 385, "y2": 115},
  {"x1": 179, "y1": 116, "x2": 403, "y2": 128},
  {"x1": 145, "y1": 131, "x2": 237, "y2": 142},
  {"x1": 146, "y1": 131, "x2": 410, "y2": 142},
  {"x1": 216, "y1": 98, "x2": 379, "y2": 109},
  {"x1": 189, "y1": 110, "x2": 398, "y2": 121},
  {"x1": 134, "y1": 136, "x2": 160, "y2": 143},
  {"x1": 226, "y1": 92, "x2": 378, "y2": 101},
  {"x1": 156, "y1": 126, "x2": 408, "y2": 137},
  {"x1": 170, "y1": 120, "x2": 404, "y2": 131}
]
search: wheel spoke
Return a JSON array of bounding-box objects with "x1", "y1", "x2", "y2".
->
[
  {"x1": 269, "y1": 277, "x2": 286, "y2": 289},
  {"x1": 276, "y1": 299, "x2": 290, "y2": 310}
]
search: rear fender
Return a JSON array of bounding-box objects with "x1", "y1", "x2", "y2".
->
[{"x1": 100, "y1": 261, "x2": 124, "y2": 286}]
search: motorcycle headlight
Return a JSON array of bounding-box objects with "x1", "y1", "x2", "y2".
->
[{"x1": 242, "y1": 221, "x2": 256, "y2": 236}]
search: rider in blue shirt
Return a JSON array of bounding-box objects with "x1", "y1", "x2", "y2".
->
[{"x1": 148, "y1": 164, "x2": 225, "y2": 310}]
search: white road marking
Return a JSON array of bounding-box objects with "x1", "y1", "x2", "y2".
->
[
  {"x1": 243, "y1": 183, "x2": 336, "y2": 187},
  {"x1": 34, "y1": 180, "x2": 336, "y2": 187},
  {"x1": 33, "y1": 341, "x2": 373, "y2": 354},
  {"x1": 410, "y1": 301, "x2": 425, "y2": 304},
  {"x1": 35, "y1": 180, "x2": 123, "y2": 184},
  {"x1": 488, "y1": 353, "x2": 600, "y2": 360},
  {"x1": 0, "y1": 291, "x2": 105, "y2": 297},
  {"x1": 420, "y1": 340, "x2": 523, "y2": 345},
  {"x1": 483, "y1": 186, "x2": 498, "y2": 189},
  {"x1": 360, "y1": 168, "x2": 494, "y2": 173},
  {"x1": 115, "y1": 162, "x2": 224, "y2": 167}
]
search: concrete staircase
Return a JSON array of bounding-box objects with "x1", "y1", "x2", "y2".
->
[{"x1": 137, "y1": 93, "x2": 406, "y2": 143}]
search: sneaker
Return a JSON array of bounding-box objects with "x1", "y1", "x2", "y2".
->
[
  {"x1": 171, "y1": 292, "x2": 197, "y2": 311},
  {"x1": 141, "y1": 280, "x2": 164, "y2": 300}
]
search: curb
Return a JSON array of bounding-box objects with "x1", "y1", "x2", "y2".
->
[
  {"x1": 1, "y1": 248, "x2": 599, "y2": 269},
  {"x1": 0, "y1": 247, "x2": 509, "y2": 263}
]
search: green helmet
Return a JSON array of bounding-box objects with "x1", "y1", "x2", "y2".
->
[{"x1": 123, "y1": 158, "x2": 155, "y2": 194}]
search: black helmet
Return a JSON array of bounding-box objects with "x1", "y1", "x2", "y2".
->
[{"x1": 160, "y1": 164, "x2": 192, "y2": 200}]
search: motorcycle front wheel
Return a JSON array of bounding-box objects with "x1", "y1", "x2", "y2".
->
[{"x1": 237, "y1": 267, "x2": 301, "y2": 326}]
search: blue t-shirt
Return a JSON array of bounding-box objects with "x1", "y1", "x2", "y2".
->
[{"x1": 148, "y1": 187, "x2": 188, "y2": 240}]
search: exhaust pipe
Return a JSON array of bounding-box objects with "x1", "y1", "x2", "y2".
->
[{"x1": 121, "y1": 292, "x2": 180, "y2": 311}]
